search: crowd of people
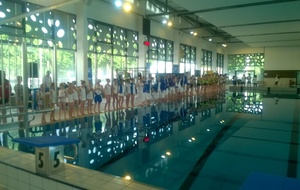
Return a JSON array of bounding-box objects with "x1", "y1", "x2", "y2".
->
[
  {"x1": 0, "y1": 70, "x2": 227, "y2": 124},
  {"x1": 232, "y1": 73, "x2": 258, "y2": 87}
]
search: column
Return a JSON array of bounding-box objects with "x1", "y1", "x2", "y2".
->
[{"x1": 75, "y1": 0, "x2": 89, "y2": 85}]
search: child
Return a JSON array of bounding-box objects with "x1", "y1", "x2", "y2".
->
[
  {"x1": 104, "y1": 78, "x2": 112, "y2": 111},
  {"x1": 86, "y1": 81, "x2": 94, "y2": 114},
  {"x1": 129, "y1": 78, "x2": 137, "y2": 108},
  {"x1": 58, "y1": 83, "x2": 67, "y2": 120},
  {"x1": 118, "y1": 79, "x2": 125, "y2": 109},
  {"x1": 66, "y1": 83, "x2": 74, "y2": 118},
  {"x1": 72, "y1": 83, "x2": 80, "y2": 116},
  {"x1": 125, "y1": 79, "x2": 131, "y2": 108},
  {"x1": 14, "y1": 76, "x2": 24, "y2": 121},
  {"x1": 37, "y1": 84, "x2": 47, "y2": 124},
  {"x1": 94, "y1": 79, "x2": 103, "y2": 113},
  {"x1": 79, "y1": 80, "x2": 87, "y2": 115},
  {"x1": 49, "y1": 83, "x2": 57, "y2": 122},
  {"x1": 112, "y1": 79, "x2": 119, "y2": 110}
]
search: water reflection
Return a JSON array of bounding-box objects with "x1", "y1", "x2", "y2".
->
[
  {"x1": 226, "y1": 90, "x2": 263, "y2": 114},
  {"x1": 2, "y1": 93, "x2": 226, "y2": 170}
]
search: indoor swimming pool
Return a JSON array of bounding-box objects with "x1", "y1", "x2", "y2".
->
[{"x1": 2, "y1": 90, "x2": 300, "y2": 190}]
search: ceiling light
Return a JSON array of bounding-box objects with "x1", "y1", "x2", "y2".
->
[
  {"x1": 115, "y1": 0, "x2": 122, "y2": 7},
  {"x1": 190, "y1": 31, "x2": 194, "y2": 34},
  {"x1": 222, "y1": 44, "x2": 227, "y2": 47},
  {"x1": 167, "y1": 21, "x2": 172, "y2": 26},
  {"x1": 123, "y1": 3, "x2": 132, "y2": 12},
  {"x1": 209, "y1": 38, "x2": 212, "y2": 41},
  {"x1": 162, "y1": 19, "x2": 167, "y2": 24},
  {"x1": 193, "y1": 32, "x2": 197, "y2": 36}
]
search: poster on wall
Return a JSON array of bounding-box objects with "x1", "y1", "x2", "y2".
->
[
  {"x1": 146, "y1": 62, "x2": 151, "y2": 70},
  {"x1": 195, "y1": 70, "x2": 201, "y2": 77},
  {"x1": 173, "y1": 65, "x2": 179, "y2": 74},
  {"x1": 87, "y1": 57, "x2": 92, "y2": 83}
]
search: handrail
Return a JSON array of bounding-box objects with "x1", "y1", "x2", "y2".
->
[
  {"x1": 0, "y1": 105, "x2": 24, "y2": 110},
  {"x1": 64, "y1": 144, "x2": 78, "y2": 161},
  {"x1": 0, "y1": 121, "x2": 24, "y2": 133},
  {"x1": 0, "y1": 107, "x2": 55, "y2": 130}
]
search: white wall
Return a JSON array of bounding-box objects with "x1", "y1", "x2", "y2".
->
[{"x1": 264, "y1": 46, "x2": 300, "y2": 70}]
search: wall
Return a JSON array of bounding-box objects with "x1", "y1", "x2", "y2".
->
[{"x1": 264, "y1": 46, "x2": 300, "y2": 70}]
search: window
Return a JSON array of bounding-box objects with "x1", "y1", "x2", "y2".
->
[
  {"x1": 87, "y1": 19, "x2": 139, "y2": 82},
  {"x1": 201, "y1": 49, "x2": 212, "y2": 75},
  {"x1": 146, "y1": 36, "x2": 173, "y2": 74},
  {"x1": 227, "y1": 53, "x2": 264, "y2": 81},
  {"x1": 180, "y1": 44, "x2": 196, "y2": 75},
  {"x1": 0, "y1": 1, "x2": 76, "y2": 87}
]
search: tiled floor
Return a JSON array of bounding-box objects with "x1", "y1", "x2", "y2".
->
[{"x1": 0, "y1": 146, "x2": 163, "y2": 190}]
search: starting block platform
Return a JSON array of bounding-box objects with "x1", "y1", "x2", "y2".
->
[{"x1": 13, "y1": 136, "x2": 80, "y2": 176}]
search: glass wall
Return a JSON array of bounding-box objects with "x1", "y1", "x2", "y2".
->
[
  {"x1": 0, "y1": 1, "x2": 76, "y2": 88},
  {"x1": 179, "y1": 44, "x2": 196, "y2": 75},
  {"x1": 147, "y1": 36, "x2": 173, "y2": 74},
  {"x1": 227, "y1": 53, "x2": 264, "y2": 81},
  {"x1": 87, "y1": 20, "x2": 139, "y2": 82}
]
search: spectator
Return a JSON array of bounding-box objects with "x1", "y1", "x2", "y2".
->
[
  {"x1": 14, "y1": 76, "x2": 24, "y2": 121},
  {"x1": 0, "y1": 71, "x2": 11, "y2": 123},
  {"x1": 42, "y1": 71, "x2": 52, "y2": 92}
]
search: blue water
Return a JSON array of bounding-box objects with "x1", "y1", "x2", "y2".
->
[{"x1": 3, "y1": 90, "x2": 300, "y2": 190}]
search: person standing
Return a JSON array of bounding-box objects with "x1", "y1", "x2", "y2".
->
[
  {"x1": 14, "y1": 76, "x2": 23, "y2": 121},
  {"x1": 72, "y1": 83, "x2": 80, "y2": 117},
  {"x1": 66, "y1": 83, "x2": 75, "y2": 118},
  {"x1": 94, "y1": 79, "x2": 103, "y2": 113},
  {"x1": 104, "y1": 78, "x2": 112, "y2": 111},
  {"x1": 241, "y1": 74, "x2": 246, "y2": 87},
  {"x1": 42, "y1": 71, "x2": 52, "y2": 92},
  {"x1": 49, "y1": 82, "x2": 57, "y2": 122},
  {"x1": 125, "y1": 79, "x2": 131, "y2": 108},
  {"x1": 79, "y1": 80, "x2": 87, "y2": 115},
  {"x1": 247, "y1": 73, "x2": 252, "y2": 87},
  {"x1": 58, "y1": 83, "x2": 67, "y2": 120},
  {"x1": 274, "y1": 74, "x2": 279, "y2": 86},
  {"x1": 111, "y1": 79, "x2": 118, "y2": 110},
  {"x1": 37, "y1": 84, "x2": 47, "y2": 124},
  {"x1": 252, "y1": 75, "x2": 258, "y2": 87},
  {"x1": 86, "y1": 81, "x2": 94, "y2": 114},
  {"x1": 0, "y1": 71, "x2": 11, "y2": 123},
  {"x1": 118, "y1": 79, "x2": 125, "y2": 109},
  {"x1": 232, "y1": 75, "x2": 237, "y2": 86},
  {"x1": 136, "y1": 76, "x2": 144, "y2": 105},
  {"x1": 129, "y1": 78, "x2": 137, "y2": 108}
]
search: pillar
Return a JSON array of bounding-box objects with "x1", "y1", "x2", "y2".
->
[{"x1": 75, "y1": 0, "x2": 89, "y2": 85}]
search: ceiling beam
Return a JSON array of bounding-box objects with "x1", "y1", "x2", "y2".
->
[
  {"x1": 219, "y1": 19, "x2": 300, "y2": 28},
  {"x1": 178, "y1": 0, "x2": 300, "y2": 16},
  {"x1": 146, "y1": 0, "x2": 300, "y2": 17}
]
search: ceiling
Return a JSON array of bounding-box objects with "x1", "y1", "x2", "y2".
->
[{"x1": 145, "y1": 0, "x2": 300, "y2": 48}]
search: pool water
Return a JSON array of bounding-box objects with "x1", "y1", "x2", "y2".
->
[{"x1": 2, "y1": 90, "x2": 300, "y2": 190}]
